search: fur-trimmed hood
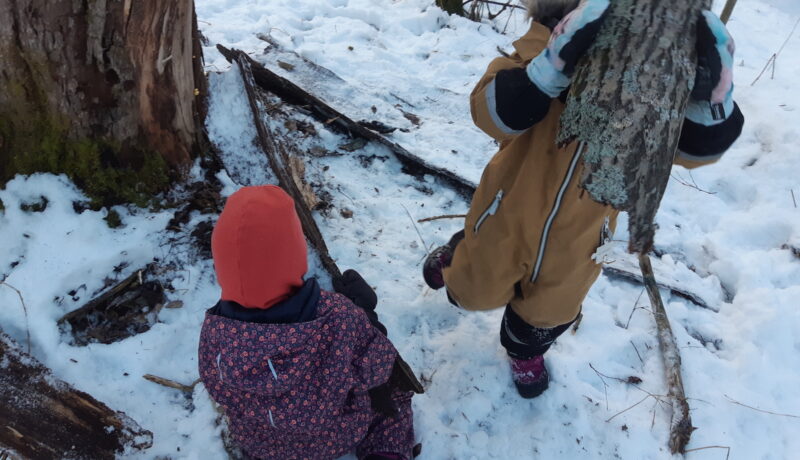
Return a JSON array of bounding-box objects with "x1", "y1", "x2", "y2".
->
[{"x1": 524, "y1": 0, "x2": 580, "y2": 21}]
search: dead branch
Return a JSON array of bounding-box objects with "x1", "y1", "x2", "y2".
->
[
  {"x1": 724, "y1": 394, "x2": 800, "y2": 419},
  {"x1": 401, "y1": 204, "x2": 430, "y2": 255},
  {"x1": 418, "y1": 214, "x2": 467, "y2": 223},
  {"x1": 143, "y1": 374, "x2": 201, "y2": 394},
  {"x1": 685, "y1": 445, "x2": 731, "y2": 460},
  {"x1": 215, "y1": 44, "x2": 476, "y2": 199},
  {"x1": 226, "y1": 48, "x2": 423, "y2": 395},
  {"x1": 752, "y1": 17, "x2": 800, "y2": 86},
  {"x1": 0, "y1": 282, "x2": 30, "y2": 353},
  {"x1": 639, "y1": 254, "x2": 694, "y2": 454},
  {"x1": 603, "y1": 265, "x2": 717, "y2": 312}
]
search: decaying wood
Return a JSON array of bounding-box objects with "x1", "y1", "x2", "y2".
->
[
  {"x1": 57, "y1": 265, "x2": 166, "y2": 346},
  {"x1": 602, "y1": 265, "x2": 717, "y2": 312},
  {"x1": 0, "y1": 329, "x2": 152, "y2": 459},
  {"x1": 639, "y1": 254, "x2": 694, "y2": 454},
  {"x1": 215, "y1": 45, "x2": 476, "y2": 199},
  {"x1": 226, "y1": 49, "x2": 424, "y2": 396},
  {"x1": 558, "y1": 0, "x2": 710, "y2": 254},
  {"x1": 0, "y1": 0, "x2": 207, "y2": 181}
]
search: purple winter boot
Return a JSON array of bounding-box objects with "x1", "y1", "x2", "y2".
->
[
  {"x1": 510, "y1": 355, "x2": 549, "y2": 399},
  {"x1": 422, "y1": 230, "x2": 465, "y2": 290}
]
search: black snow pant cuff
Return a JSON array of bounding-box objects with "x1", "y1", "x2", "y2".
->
[{"x1": 500, "y1": 305, "x2": 579, "y2": 359}]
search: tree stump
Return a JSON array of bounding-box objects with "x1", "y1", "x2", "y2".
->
[
  {"x1": 0, "y1": 0, "x2": 207, "y2": 206},
  {"x1": 0, "y1": 329, "x2": 152, "y2": 459},
  {"x1": 558, "y1": 0, "x2": 710, "y2": 253}
]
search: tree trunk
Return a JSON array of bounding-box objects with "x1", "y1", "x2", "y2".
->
[
  {"x1": 0, "y1": 0, "x2": 207, "y2": 206},
  {"x1": 0, "y1": 329, "x2": 152, "y2": 459},
  {"x1": 558, "y1": 0, "x2": 710, "y2": 253}
]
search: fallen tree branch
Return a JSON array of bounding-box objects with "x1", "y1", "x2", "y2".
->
[
  {"x1": 216, "y1": 44, "x2": 476, "y2": 199},
  {"x1": 227, "y1": 48, "x2": 423, "y2": 395},
  {"x1": 639, "y1": 254, "x2": 694, "y2": 454},
  {"x1": 602, "y1": 265, "x2": 717, "y2": 312}
]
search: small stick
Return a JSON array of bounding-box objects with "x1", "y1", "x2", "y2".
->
[
  {"x1": 630, "y1": 340, "x2": 645, "y2": 368},
  {"x1": 724, "y1": 394, "x2": 800, "y2": 419},
  {"x1": 401, "y1": 204, "x2": 430, "y2": 255},
  {"x1": 685, "y1": 445, "x2": 731, "y2": 460},
  {"x1": 791, "y1": 189, "x2": 797, "y2": 209},
  {"x1": 143, "y1": 374, "x2": 201, "y2": 394},
  {"x1": 590, "y1": 363, "x2": 610, "y2": 410},
  {"x1": 1, "y1": 281, "x2": 30, "y2": 353},
  {"x1": 625, "y1": 289, "x2": 646, "y2": 329},
  {"x1": 720, "y1": 0, "x2": 738, "y2": 24},
  {"x1": 417, "y1": 214, "x2": 467, "y2": 223}
]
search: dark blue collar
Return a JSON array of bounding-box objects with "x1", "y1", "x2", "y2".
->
[{"x1": 210, "y1": 279, "x2": 320, "y2": 324}]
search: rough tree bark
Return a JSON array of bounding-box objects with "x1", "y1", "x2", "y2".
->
[
  {"x1": 0, "y1": 329, "x2": 152, "y2": 459},
  {"x1": 558, "y1": 0, "x2": 709, "y2": 454},
  {"x1": 558, "y1": 0, "x2": 710, "y2": 254},
  {"x1": 0, "y1": 0, "x2": 207, "y2": 206}
]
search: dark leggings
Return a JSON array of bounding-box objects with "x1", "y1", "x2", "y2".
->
[{"x1": 500, "y1": 305, "x2": 579, "y2": 359}]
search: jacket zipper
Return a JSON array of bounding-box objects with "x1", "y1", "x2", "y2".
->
[
  {"x1": 531, "y1": 142, "x2": 584, "y2": 283},
  {"x1": 474, "y1": 190, "x2": 504, "y2": 234}
]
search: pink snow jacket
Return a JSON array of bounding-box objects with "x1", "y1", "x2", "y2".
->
[{"x1": 198, "y1": 290, "x2": 398, "y2": 460}]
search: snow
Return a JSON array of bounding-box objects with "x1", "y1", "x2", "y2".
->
[{"x1": 2, "y1": 0, "x2": 799, "y2": 459}]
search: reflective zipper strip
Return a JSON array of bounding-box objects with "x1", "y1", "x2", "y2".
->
[
  {"x1": 474, "y1": 190, "x2": 504, "y2": 234},
  {"x1": 268, "y1": 410, "x2": 276, "y2": 428},
  {"x1": 216, "y1": 353, "x2": 224, "y2": 383},
  {"x1": 503, "y1": 315, "x2": 527, "y2": 346},
  {"x1": 267, "y1": 358, "x2": 278, "y2": 381},
  {"x1": 531, "y1": 142, "x2": 584, "y2": 283}
]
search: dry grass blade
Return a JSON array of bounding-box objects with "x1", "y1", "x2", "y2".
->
[
  {"x1": 685, "y1": 445, "x2": 731, "y2": 460},
  {"x1": 724, "y1": 395, "x2": 800, "y2": 419},
  {"x1": 1, "y1": 282, "x2": 30, "y2": 353}
]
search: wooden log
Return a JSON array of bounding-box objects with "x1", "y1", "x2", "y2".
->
[
  {"x1": 0, "y1": 329, "x2": 152, "y2": 459},
  {"x1": 228, "y1": 49, "x2": 424, "y2": 395},
  {"x1": 558, "y1": 0, "x2": 710, "y2": 254},
  {"x1": 602, "y1": 265, "x2": 717, "y2": 312},
  {"x1": 215, "y1": 45, "x2": 476, "y2": 199},
  {"x1": 57, "y1": 265, "x2": 166, "y2": 346}
]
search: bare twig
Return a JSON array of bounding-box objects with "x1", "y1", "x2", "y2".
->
[
  {"x1": 590, "y1": 363, "x2": 610, "y2": 410},
  {"x1": 603, "y1": 265, "x2": 717, "y2": 312},
  {"x1": 685, "y1": 445, "x2": 731, "y2": 460},
  {"x1": 143, "y1": 374, "x2": 201, "y2": 394},
  {"x1": 418, "y1": 214, "x2": 467, "y2": 223},
  {"x1": 625, "y1": 289, "x2": 646, "y2": 329},
  {"x1": 724, "y1": 395, "x2": 800, "y2": 419},
  {"x1": 671, "y1": 173, "x2": 716, "y2": 195},
  {"x1": 1, "y1": 281, "x2": 30, "y2": 353},
  {"x1": 791, "y1": 189, "x2": 797, "y2": 208},
  {"x1": 401, "y1": 204, "x2": 430, "y2": 255},
  {"x1": 606, "y1": 394, "x2": 654, "y2": 423},
  {"x1": 461, "y1": 0, "x2": 525, "y2": 10},
  {"x1": 630, "y1": 340, "x2": 645, "y2": 368},
  {"x1": 752, "y1": 17, "x2": 800, "y2": 86}
]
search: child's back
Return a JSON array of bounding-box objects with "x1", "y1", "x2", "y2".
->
[{"x1": 198, "y1": 186, "x2": 414, "y2": 460}]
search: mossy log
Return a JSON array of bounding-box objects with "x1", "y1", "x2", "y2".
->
[
  {"x1": 558, "y1": 0, "x2": 710, "y2": 254},
  {"x1": 0, "y1": 329, "x2": 152, "y2": 459},
  {"x1": 0, "y1": 0, "x2": 208, "y2": 206}
]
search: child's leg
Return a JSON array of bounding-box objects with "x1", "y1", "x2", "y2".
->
[
  {"x1": 356, "y1": 389, "x2": 415, "y2": 460},
  {"x1": 500, "y1": 304, "x2": 579, "y2": 359}
]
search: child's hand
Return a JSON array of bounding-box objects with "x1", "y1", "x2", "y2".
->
[
  {"x1": 333, "y1": 269, "x2": 378, "y2": 311},
  {"x1": 687, "y1": 11, "x2": 736, "y2": 125},
  {"x1": 527, "y1": 0, "x2": 610, "y2": 97}
]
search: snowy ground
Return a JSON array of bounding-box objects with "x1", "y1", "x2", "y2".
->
[{"x1": 2, "y1": 0, "x2": 799, "y2": 459}]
